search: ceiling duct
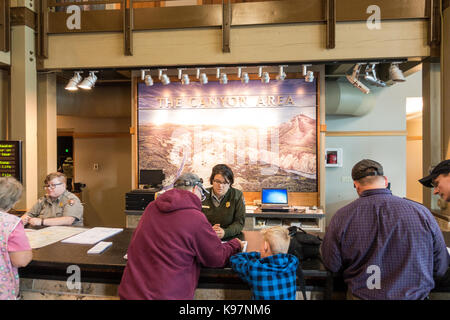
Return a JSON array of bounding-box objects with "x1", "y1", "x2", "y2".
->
[{"x1": 325, "y1": 79, "x2": 381, "y2": 116}]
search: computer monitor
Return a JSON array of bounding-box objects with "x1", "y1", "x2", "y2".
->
[
  {"x1": 139, "y1": 169, "x2": 165, "y2": 188},
  {"x1": 261, "y1": 188, "x2": 288, "y2": 205}
]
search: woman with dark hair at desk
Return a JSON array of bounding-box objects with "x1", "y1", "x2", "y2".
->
[{"x1": 202, "y1": 164, "x2": 245, "y2": 241}]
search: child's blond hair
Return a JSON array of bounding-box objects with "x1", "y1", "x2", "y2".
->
[{"x1": 260, "y1": 226, "x2": 290, "y2": 254}]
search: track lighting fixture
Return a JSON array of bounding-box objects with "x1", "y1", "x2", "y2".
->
[
  {"x1": 199, "y1": 73, "x2": 208, "y2": 85},
  {"x1": 141, "y1": 69, "x2": 153, "y2": 86},
  {"x1": 302, "y1": 64, "x2": 314, "y2": 83},
  {"x1": 178, "y1": 69, "x2": 190, "y2": 85},
  {"x1": 78, "y1": 71, "x2": 98, "y2": 90},
  {"x1": 196, "y1": 68, "x2": 208, "y2": 85},
  {"x1": 258, "y1": 67, "x2": 270, "y2": 83},
  {"x1": 305, "y1": 71, "x2": 314, "y2": 83},
  {"x1": 364, "y1": 63, "x2": 386, "y2": 87},
  {"x1": 159, "y1": 69, "x2": 170, "y2": 85},
  {"x1": 389, "y1": 63, "x2": 405, "y2": 82},
  {"x1": 276, "y1": 65, "x2": 286, "y2": 81},
  {"x1": 219, "y1": 73, "x2": 228, "y2": 85},
  {"x1": 237, "y1": 67, "x2": 249, "y2": 84},
  {"x1": 65, "y1": 71, "x2": 82, "y2": 91},
  {"x1": 346, "y1": 64, "x2": 370, "y2": 94},
  {"x1": 241, "y1": 72, "x2": 249, "y2": 84}
]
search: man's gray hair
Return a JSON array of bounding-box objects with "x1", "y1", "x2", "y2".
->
[
  {"x1": 0, "y1": 177, "x2": 23, "y2": 211},
  {"x1": 173, "y1": 173, "x2": 202, "y2": 191}
]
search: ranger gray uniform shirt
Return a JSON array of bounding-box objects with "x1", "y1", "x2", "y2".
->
[{"x1": 27, "y1": 190, "x2": 84, "y2": 226}]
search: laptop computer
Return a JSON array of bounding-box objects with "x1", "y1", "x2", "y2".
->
[{"x1": 261, "y1": 188, "x2": 290, "y2": 212}]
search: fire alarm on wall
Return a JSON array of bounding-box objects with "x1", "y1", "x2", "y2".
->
[{"x1": 325, "y1": 148, "x2": 343, "y2": 167}]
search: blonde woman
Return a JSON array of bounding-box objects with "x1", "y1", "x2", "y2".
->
[{"x1": 0, "y1": 177, "x2": 32, "y2": 300}]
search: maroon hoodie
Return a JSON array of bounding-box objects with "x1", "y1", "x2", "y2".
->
[{"x1": 118, "y1": 188, "x2": 241, "y2": 300}]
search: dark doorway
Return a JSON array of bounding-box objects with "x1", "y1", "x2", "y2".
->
[{"x1": 57, "y1": 136, "x2": 73, "y2": 171}]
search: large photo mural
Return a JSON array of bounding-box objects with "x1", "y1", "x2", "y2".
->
[{"x1": 138, "y1": 78, "x2": 318, "y2": 192}]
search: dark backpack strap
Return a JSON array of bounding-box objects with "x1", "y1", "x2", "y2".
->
[{"x1": 297, "y1": 263, "x2": 307, "y2": 300}]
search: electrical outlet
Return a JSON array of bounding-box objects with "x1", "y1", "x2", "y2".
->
[
  {"x1": 341, "y1": 176, "x2": 353, "y2": 183},
  {"x1": 93, "y1": 163, "x2": 99, "y2": 170}
]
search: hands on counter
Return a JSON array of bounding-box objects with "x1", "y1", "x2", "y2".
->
[
  {"x1": 21, "y1": 214, "x2": 42, "y2": 227},
  {"x1": 213, "y1": 224, "x2": 225, "y2": 239}
]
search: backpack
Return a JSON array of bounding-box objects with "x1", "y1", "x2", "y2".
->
[
  {"x1": 287, "y1": 226, "x2": 323, "y2": 300},
  {"x1": 287, "y1": 226, "x2": 322, "y2": 261}
]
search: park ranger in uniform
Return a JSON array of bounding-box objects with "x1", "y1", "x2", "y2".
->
[{"x1": 21, "y1": 172, "x2": 83, "y2": 227}]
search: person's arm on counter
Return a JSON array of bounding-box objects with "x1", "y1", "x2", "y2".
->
[
  {"x1": 193, "y1": 216, "x2": 242, "y2": 268},
  {"x1": 21, "y1": 200, "x2": 42, "y2": 225},
  {"x1": 222, "y1": 192, "x2": 246, "y2": 239},
  {"x1": 8, "y1": 220, "x2": 32, "y2": 268},
  {"x1": 230, "y1": 252, "x2": 261, "y2": 283},
  {"x1": 32, "y1": 216, "x2": 76, "y2": 227}
]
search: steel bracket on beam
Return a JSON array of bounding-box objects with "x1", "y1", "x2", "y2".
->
[
  {"x1": 124, "y1": 0, "x2": 133, "y2": 56},
  {"x1": 325, "y1": 0, "x2": 335, "y2": 49},
  {"x1": 222, "y1": 0, "x2": 231, "y2": 53},
  {"x1": 37, "y1": 0, "x2": 49, "y2": 59},
  {"x1": 0, "y1": 0, "x2": 10, "y2": 52}
]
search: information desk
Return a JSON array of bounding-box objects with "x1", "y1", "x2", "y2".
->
[
  {"x1": 19, "y1": 228, "x2": 332, "y2": 299},
  {"x1": 19, "y1": 228, "x2": 450, "y2": 299}
]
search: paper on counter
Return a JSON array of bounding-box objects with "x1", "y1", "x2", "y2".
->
[
  {"x1": 25, "y1": 226, "x2": 87, "y2": 249},
  {"x1": 61, "y1": 227, "x2": 123, "y2": 245}
]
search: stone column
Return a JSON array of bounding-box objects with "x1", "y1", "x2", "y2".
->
[
  {"x1": 10, "y1": 0, "x2": 38, "y2": 210},
  {"x1": 37, "y1": 73, "x2": 58, "y2": 198}
]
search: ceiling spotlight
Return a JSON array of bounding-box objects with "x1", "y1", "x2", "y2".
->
[
  {"x1": 65, "y1": 71, "x2": 82, "y2": 91},
  {"x1": 237, "y1": 67, "x2": 249, "y2": 84},
  {"x1": 78, "y1": 71, "x2": 98, "y2": 90},
  {"x1": 159, "y1": 69, "x2": 170, "y2": 85},
  {"x1": 346, "y1": 64, "x2": 370, "y2": 94},
  {"x1": 161, "y1": 74, "x2": 170, "y2": 85},
  {"x1": 276, "y1": 65, "x2": 287, "y2": 81},
  {"x1": 389, "y1": 63, "x2": 406, "y2": 82},
  {"x1": 261, "y1": 72, "x2": 270, "y2": 84},
  {"x1": 144, "y1": 74, "x2": 154, "y2": 86},
  {"x1": 219, "y1": 73, "x2": 228, "y2": 85},
  {"x1": 199, "y1": 73, "x2": 208, "y2": 85},
  {"x1": 181, "y1": 74, "x2": 190, "y2": 85},
  {"x1": 305, "y1": 71, "x2": 314, "y2": 83},
  {"x1": 241, "y1": 72, "x2": 249, "y2": 84},
  {"x1": 364, "y1": 63, "x2": 386, "y2": 87},
  {"x1": 302, "y1": 64, "x2": 314, "y2": 82},
  {"x1": 140, "y1": 69, "x2": 153, "y2": 86},
  {"x1": 196, "y1": 68, "x2": 208, "y2": 85},
  {"x1": 178, "y1": 69, "x2": 190, "y2": 85}
]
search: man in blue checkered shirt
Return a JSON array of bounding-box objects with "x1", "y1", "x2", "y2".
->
[
  {"x1": 322, "y1": 159, "x2": 449, "y2": 300},
  {"x1": 230, "y1": 226, "x2": 299, "y2": 300}
]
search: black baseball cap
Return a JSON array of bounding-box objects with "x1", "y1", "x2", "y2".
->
[
  {"x1": 419, "y1": 159, "x2": 450, "y2": 188},
  {"x1": 351, "y1": 159, "x2": 384, "y2": 181}
]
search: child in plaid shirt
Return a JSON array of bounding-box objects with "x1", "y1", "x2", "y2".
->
[{"x1": 230, "y1": 226, "x2": 299, "y2": 300}]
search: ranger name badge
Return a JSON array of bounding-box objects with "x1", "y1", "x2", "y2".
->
[{"x1": 202, "y1": 205, "x2": 210, "y2": 209}]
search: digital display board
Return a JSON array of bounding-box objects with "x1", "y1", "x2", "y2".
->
[{"x1": 0, "y1": 141, "x2": 22, "y2": 182}]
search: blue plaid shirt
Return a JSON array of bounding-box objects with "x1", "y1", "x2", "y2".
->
[
  {"x1": 322, "y1": 188, "x2": 450, "y2": 300},
  {"x1": 230, "y1": 252, "x2": 299, "y2": 300}
]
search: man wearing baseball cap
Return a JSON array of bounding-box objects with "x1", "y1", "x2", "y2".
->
[
  {"x1": 419, "y1": 159, "x2": 450, "y2": 202},
  {"x1": 322, "y1": 159, "x2": 449, "y2": 300},
  {"x1": 119, "y1": 172, "x2": 243, "y2": 300}
]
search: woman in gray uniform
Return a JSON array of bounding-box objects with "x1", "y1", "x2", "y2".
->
[{"x1": 21, "y1": 172, "x2": 83, "y2": 227}]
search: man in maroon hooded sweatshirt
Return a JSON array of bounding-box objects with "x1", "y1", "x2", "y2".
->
[{"x1": 119, "y1": 173, "x2": 242, "y2": 300}]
